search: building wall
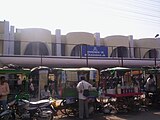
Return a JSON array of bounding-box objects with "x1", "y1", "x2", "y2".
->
[
  {"x1": 16, "y1": 28, "x2": 52, "y2": 55},
  {"x1": 65, "y1": 32, "x2": 95, "y2": 56},
  {"x1": 0, "y1": 21, "x2": 4, "y2": 54},
  {"x1": 0, "y1": 21, "x2": 11, "y2": 55},
  {"x1": 0, "y1": 20, "x2": 160, "y2": 59},
  {"x1": 104, "y1": 35, "x2": 130, "y2": 57},
  {"x1": 0, "y1": 21, "x2": 4, "y2": 33},
  {"x1": 0, "y1": 40, "x2": 2, "y2": 54},
  {"x1": 3, "y1": 21, "x2": 10, "y2": 55},
  {"x1": 134, "y1": 38, "x2": 159, "y2": 58}
]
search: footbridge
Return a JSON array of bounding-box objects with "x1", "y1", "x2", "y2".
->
[{"x1": 0, "y1": 55, "x2": 159, "y2": 69}]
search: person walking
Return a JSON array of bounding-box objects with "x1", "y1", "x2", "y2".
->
[
  {"x1": 145, "y1": 74, "x2": 156, "y2": 103},
  {"x1": 0, "y1": 76, "x2": 10, "y2": 110},
  {"x1": 76, "y1": 76, "x2": 92, "y2": 119}
]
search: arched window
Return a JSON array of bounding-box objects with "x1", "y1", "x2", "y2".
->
[
  {"x1": 110, "y1": 46, "x2": 128, "y2": 57},
  {"x1": 24, "y1": 42, "x2": 49, "y2": 55},
  {"x1": 144, "y1": 49, "x2": 158, "y2": 58},
  {"x1": 71, "y1": 44, "x2": 83, "y2": 56}
]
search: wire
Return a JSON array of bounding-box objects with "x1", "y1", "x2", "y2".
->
[
  {"x1": 107, "y1": 0, "x2": 160, "y2": 19},
  {"x1": 117, "y1": 0, "x2": 160, "y2": 13},
  {"x1": 93, "y1": 0, "x2": 160, "y2": 24},
  {"x1": 141, "y1": 0, "x2": 160, "y2": 6}
]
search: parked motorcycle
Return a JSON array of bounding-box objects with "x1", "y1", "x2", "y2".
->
[
  {"x1": 6, "y1": 98, "x2": 56, "y2": 120},
  {"x1": 0, "y1": 109, "x2": 13, "y2": 120},
  {"x1": 28, "y1": 99, "x2": 56, "y2": 120}
]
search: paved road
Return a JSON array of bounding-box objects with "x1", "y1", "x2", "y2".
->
[
  {"x1": 104, "y1": 110, "x2": 160, "y2": 120},
  {"x1": 54, "y1": 108, "x2": 160, "y2": 120}
]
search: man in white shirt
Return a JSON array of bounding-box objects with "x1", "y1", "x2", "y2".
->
[
  {"x1": 76, "y1": 76, "x2": 92, "y2": 119},
  {"x1": 145, "y1": 74, "x2": 156, "y2": 92}
]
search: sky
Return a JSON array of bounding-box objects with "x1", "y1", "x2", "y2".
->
[{"x1": 0, "y1": 0, "x2": 160, "y2": 39}]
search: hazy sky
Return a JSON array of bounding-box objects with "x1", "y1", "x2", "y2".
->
[{"x1": 0, "y1": 0, "x2": 160, "y2": 39}]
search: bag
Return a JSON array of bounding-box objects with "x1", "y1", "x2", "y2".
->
[{"x1": 83, "y1": 89, "x2": 90, "y2": 97}]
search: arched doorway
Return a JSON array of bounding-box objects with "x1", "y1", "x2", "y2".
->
[
  {"x1": 24, "y1": 42, "x2": 49, "y2": 55},
  {"x1": 110, "y1": 46, "x2": 128, "y2": 57},
  {"x1": 71, "y1": 44, "x2": 84, "y2": 56},
  {"x1": 144, "y1": 49, "x2": 158, "y2": 58}
]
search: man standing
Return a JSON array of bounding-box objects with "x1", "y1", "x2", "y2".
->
[
  {"x1": 145, "y1": 74, "x2": 156, "y2": 92},
  {"x1": 76, "y1": 76, "x2": 92, "y2": 119},
  {"x1": 0, "y1": 76, "x2": 10, "y2": 110}
]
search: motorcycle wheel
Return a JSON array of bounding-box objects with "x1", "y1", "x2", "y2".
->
[
  {"x1": 103, "y1": 107, "x2": 111, "y2": 114},
  {"x1": 0, "y1": 113, "x2": 13, "y2": 120}
]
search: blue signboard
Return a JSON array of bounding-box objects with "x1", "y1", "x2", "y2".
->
[{"x1": 81, "y1": 45, "x2": 108, "y2": 57}]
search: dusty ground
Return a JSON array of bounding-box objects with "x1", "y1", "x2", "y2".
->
[{"x1": 53, "y1": 107, "x2": 160, "y2": 120}]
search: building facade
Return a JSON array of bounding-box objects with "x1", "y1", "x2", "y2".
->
[{"x1": 0, "y1": 20, "x2": 160, "y2": 68}]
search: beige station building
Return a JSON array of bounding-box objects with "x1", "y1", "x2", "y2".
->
[{"x1": 0, "y1": 20, "x2": 160, "y2": 68}]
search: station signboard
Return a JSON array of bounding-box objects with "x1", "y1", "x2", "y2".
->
[{"x1": 81, "y1": 45, "x2": 108, "y2": 57}]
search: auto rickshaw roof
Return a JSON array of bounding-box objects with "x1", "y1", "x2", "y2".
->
[
  {"x1": 101, "y1": 67, "x2": 131, "y2": 72},
  {"x1": 54, "y1": 67, "x2": 97, "y2": 71}
]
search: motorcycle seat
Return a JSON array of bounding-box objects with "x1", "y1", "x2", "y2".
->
[{"x1": 30, "y1": 99, "x2": 50, "y2": 106}]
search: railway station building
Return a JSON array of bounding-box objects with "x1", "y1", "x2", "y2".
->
[{"x1": 0, "y1": 20, "x2": 160, "y2": 68}]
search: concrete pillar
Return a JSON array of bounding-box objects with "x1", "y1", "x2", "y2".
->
[
  {"x1": 9, "y1": 26, "x2": 14, "y2": 55},
  {"x1": 3, "y1": 20, "x2": 10, "y2": 55},
  {"x1": 55, "y1": 29, "x2": 61, "y2": 56},
  {"x1": 94, "y1": 32, "x2": 100, "y2": 46},
  {"x1": 156, "y1": 38, "x2": 160, "y2": 58},
  {"x1": 128, "y1": 35, "x2": 134, "y2": 58}
]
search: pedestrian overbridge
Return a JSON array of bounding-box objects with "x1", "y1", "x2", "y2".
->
[{"x1": 0, "y1": 55, "x2": 159, "y2": 69}]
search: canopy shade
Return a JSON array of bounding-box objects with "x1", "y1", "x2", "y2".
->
[
  {"x1": 101, "y1": 67, "x2": 130, "y2": 72},
  {"x1": 30, "y1": 66, "x2": 50, "y2": 73}
]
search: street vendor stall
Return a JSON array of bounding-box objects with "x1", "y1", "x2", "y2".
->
[
  {"x1": 100, "y1": 67, "x2": 144, "y2": 113},
  {"x1": 31, "y1": 66, "x2": 99, "y2": 116},
  {"x1": 30, "y1": 67, "x2": 99, "y2": 96},
  {"x1": 52, "y1": 67, "x2": 99, "y2": 116},
  {"x1": 0, "y1": 65, "x2": 30, "y2": 101}
]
